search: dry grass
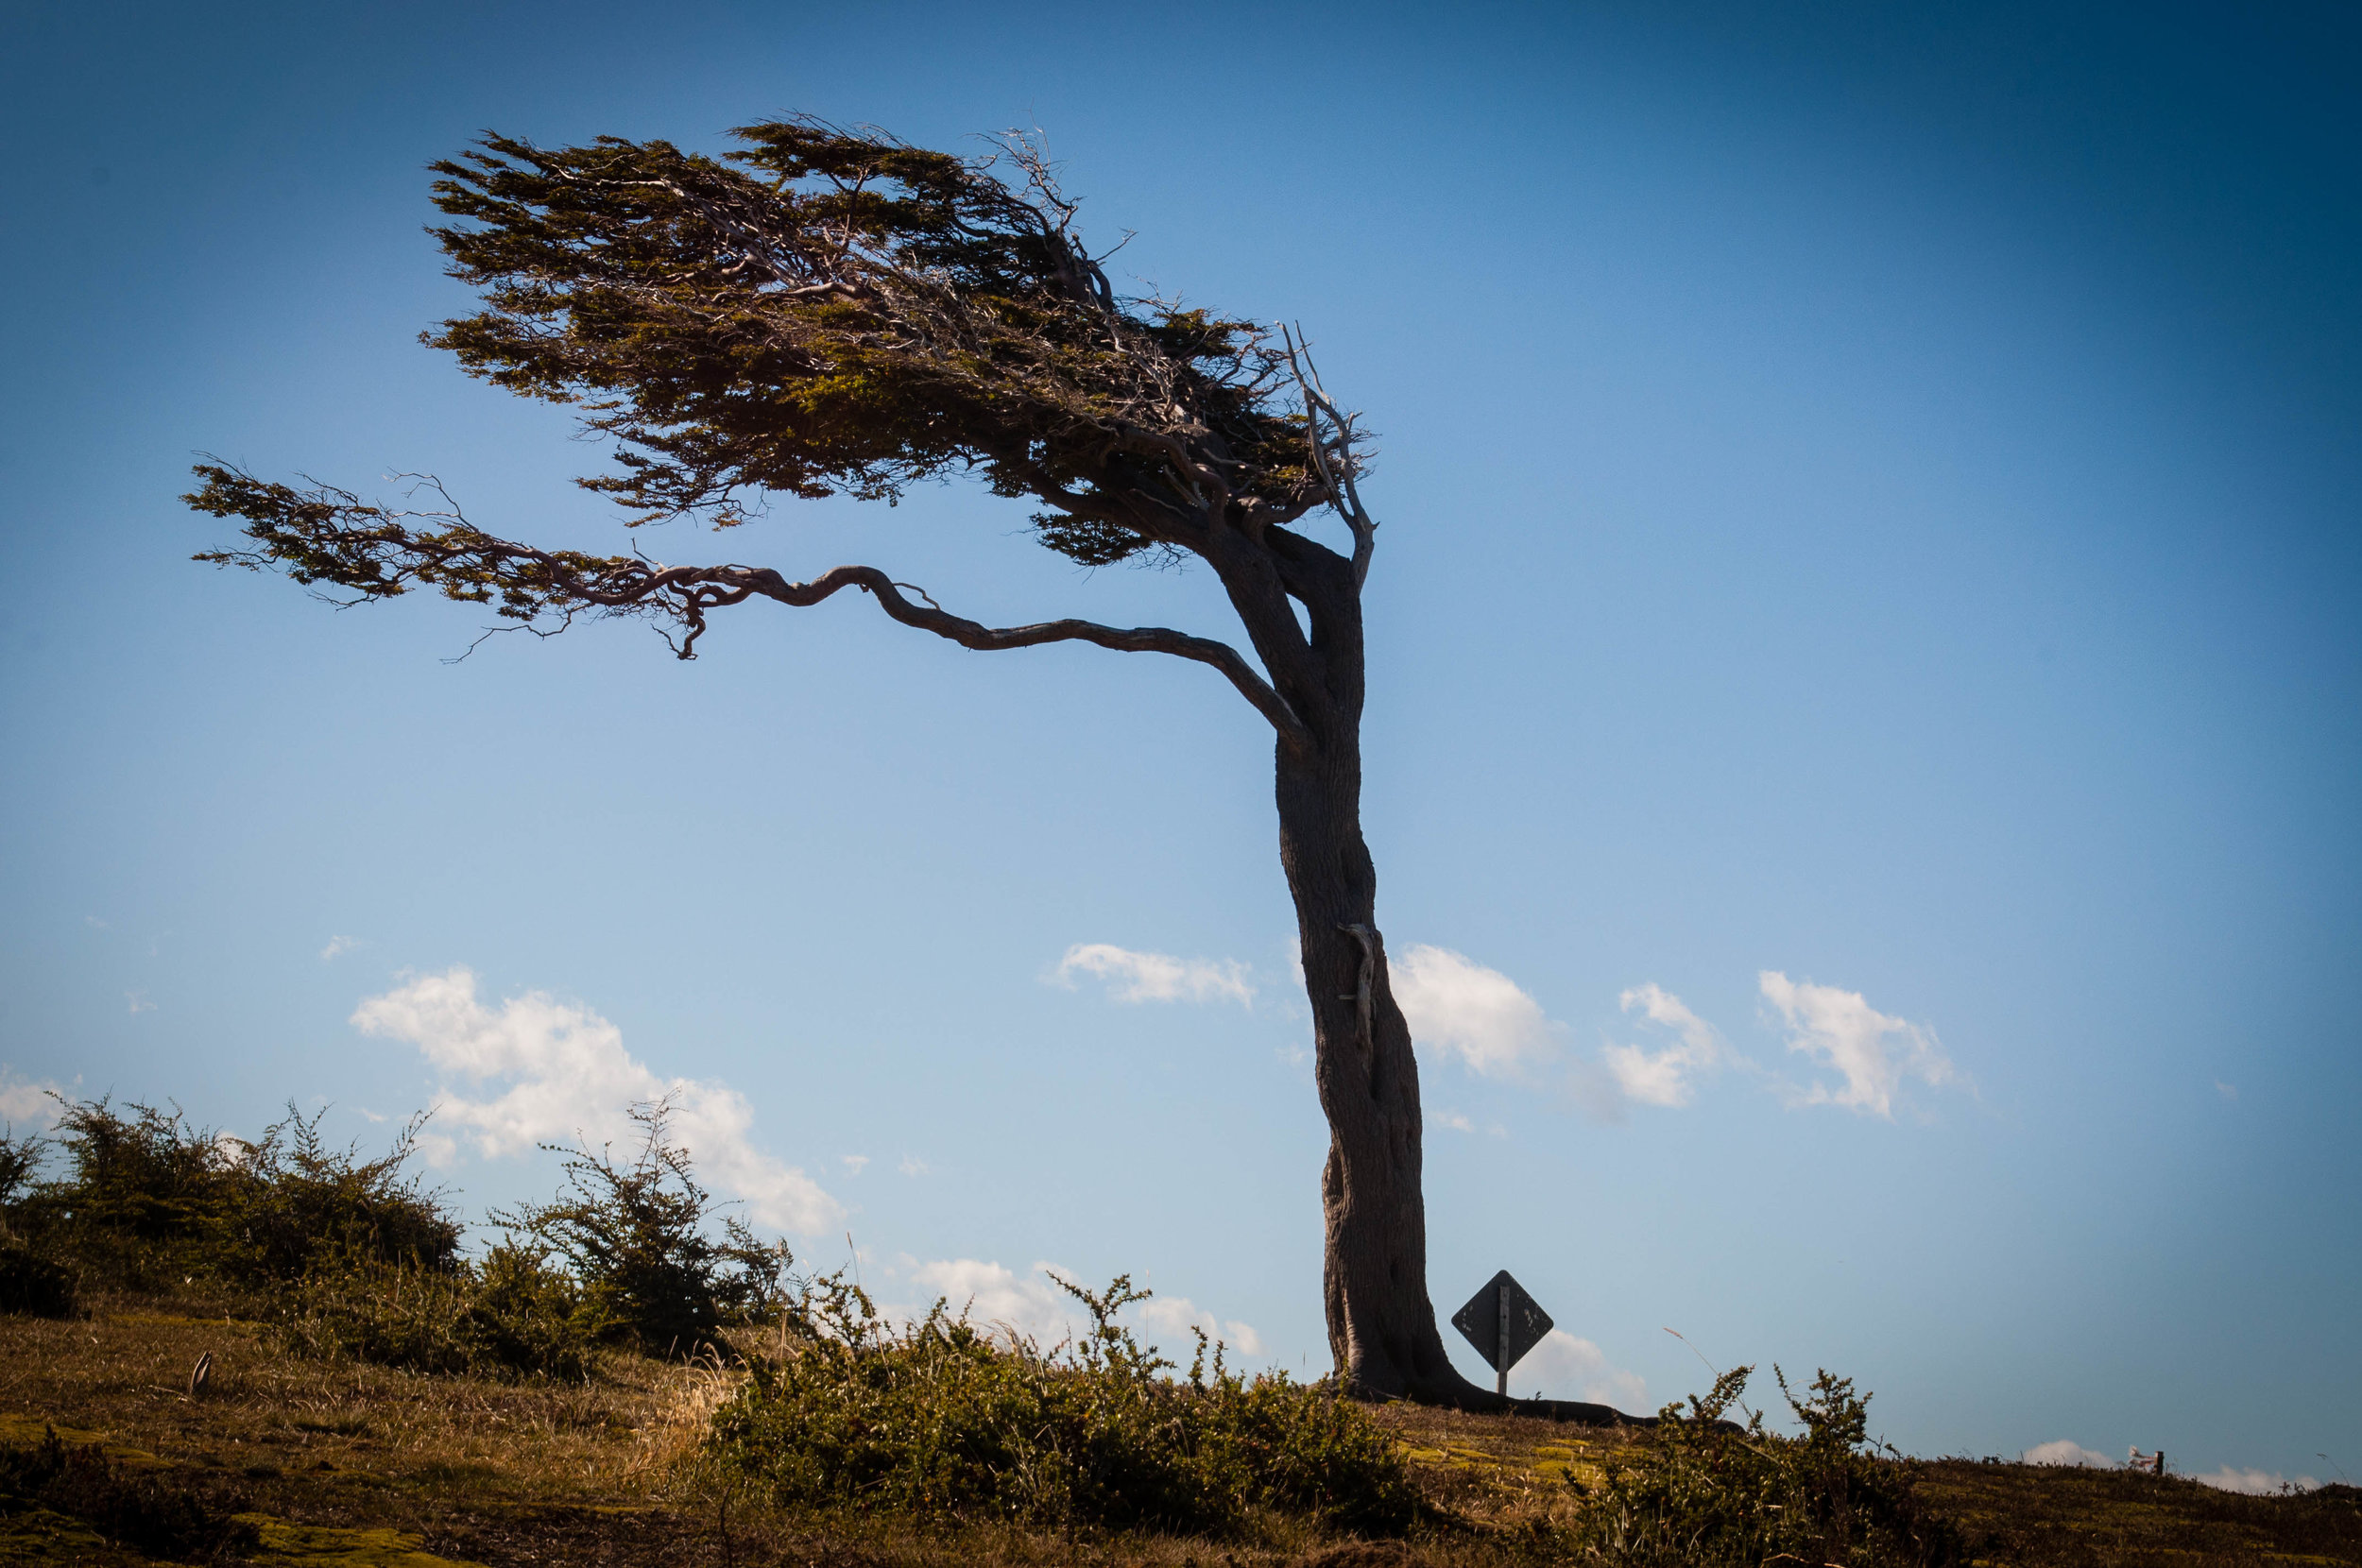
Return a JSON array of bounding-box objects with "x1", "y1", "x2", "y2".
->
[
  {"x1": 1916, "y1": 1458, "x2": 2362, "y2": 1566},
  {"x1": 5, "y1": 1298, "x2": 2356, "y2": 1566}
]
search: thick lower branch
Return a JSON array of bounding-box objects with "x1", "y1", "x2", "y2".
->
[
  {"x1": 742, "y1": 563, "x2": 1309, "y2": 748},
  {"x1": 185, "y1": 463, "x2": 1309, "y2": 748}
]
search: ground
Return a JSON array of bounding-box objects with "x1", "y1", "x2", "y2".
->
[{"x1": 3, "y1": 1298, "x2": 2354, "y2": 1566}]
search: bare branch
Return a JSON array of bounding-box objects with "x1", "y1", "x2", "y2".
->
[
  {"x1": 1280, "y1": 324, "x2": 1378, "y2": 589},
  {"x1": 746, "y1": 565, "x2": 1307, "y2": 747},
  {"x1": 186, "y1": 463, "x2": 1309, "y2": 750}
]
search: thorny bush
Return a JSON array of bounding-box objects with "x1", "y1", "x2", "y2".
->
[
  {"x1": 710, "y1": 1270, "x2": 1419, "y2": 1541},
  {"x1": 1565, "y1": 1364, "x2": 1962, "y2": 1568},
  {"x1": 495, "y1": 1098, "x2": 787, "y2": 1357},
  {"x1": 4, "y1": 1097, "x2": 457, "y2": 1293}
]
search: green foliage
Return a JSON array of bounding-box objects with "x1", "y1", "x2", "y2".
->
[
  {"x1": 268, "y1": 1241, "x2": 594, "y2": 1381},
  {"x1": 221, "y1": 1105, "x2": 461, "y2": 1282},
  {"x1": 495, "y1": 1099, "x2": 786, "y2": 1357},
  {"x1": 710, "y1": 1270, "x2": 1418, "y2": 1540},
  {"x1": 28, "y1": 1099, "x2": 232, "y2": 1287},
  {"x1": 1566, "y1": 1365, "x2": 1962, "y2": 1568},
  {"x1": 0, "y1": 1128, "x2": 41, "y2": 1214},
  {"x1": 0, "y1": 1128, "x2": 75, "y2": 1318},
  {"x1": 186, "y1": 115, "x2": 1362, "y2": 644},
  {"x1": 0, "y1": 1425, "x2": 259, "y2": 1561},
  {"x1": 12, "y1": 1097, "x2": 458, "y2": 1292},
  {"x1": 418, "y1": 120, "x2": 1320, "y2": 539}
]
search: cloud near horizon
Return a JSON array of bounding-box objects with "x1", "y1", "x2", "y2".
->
[
  {"x1": 1759, "y1": 971, "x2": 1960, "y2": 1117},
  {"x1": 0, "y1": 1069, "x2": 64, "y2": 1131},
  {"x1": 1505, "y1": 1329, "x2": 1648, "y2": 1410},
  {"x1": 1393, "y1": 945, "x2": 1559, "y2": 1079},
  {"x1": 1053, "y1": 944, "x2": 1255, "y2": 1006},
  {"x1": 2022, "y1": 1439, "x2": 2114, "y2": 1468},
  {"x1": 351, "y1": 966, "x2": 841, "y2": 1235}
]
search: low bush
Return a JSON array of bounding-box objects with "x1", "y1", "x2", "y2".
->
[
  {"x1": 268, "y1": 1241, "x2": 595, "y2": 1381},
  {"x1": 220, "y1": 1104, "x2": 461, "y2": 1282},
  {"x1": 0, "y1": 1425, "x2": 258, "y2": 1561},
  {"x1": 710, "y1": 1270, "x2": 1419, "y2": 1540},
  {"x1": 0, "y1": 1128, "x2": 77, "y2": 1318},
  {"x1": 0, "y1": 1128, "x2": 40, "y2": 1212},
  {"x1": 9, "y1": 1099, "x2": 232, "y2": 1290},
  {"x1": 495, "y1": 1099, "x2": 787, "y2": 1357},
  {"x1": 9, "y1": 1097, "x2": 458, "y2": 1292},
  {"x1": 1566, "y1": 1364, "x2": 1962, "y2": 1568},
  {"x1": 0, "y1": 1240, "x2": 77, "y2": 1318}
]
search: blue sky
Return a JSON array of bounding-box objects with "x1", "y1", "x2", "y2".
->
[{"x1": 3, "y1": 0, "x2": 2355, "y2": 1488}]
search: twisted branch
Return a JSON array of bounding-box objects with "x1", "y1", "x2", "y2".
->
[
  {"x1": 187, "y1": 464, "x2": 1309, "y2": 749},
  {"x1": 1280, "y1": 325, "x2": 1378, "y2": 588}
]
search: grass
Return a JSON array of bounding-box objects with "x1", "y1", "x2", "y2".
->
[
  {"x1": 6, "y1": 1294, "x2": 2356, "y2": 1566},
  {"x1": 710, "y1": 1271, "x2": 1419, "y2": 1539}
]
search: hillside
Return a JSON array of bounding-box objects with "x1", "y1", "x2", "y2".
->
[{"x1": 6, "y1": 1298, "x2": 2356, "y2": 1568}]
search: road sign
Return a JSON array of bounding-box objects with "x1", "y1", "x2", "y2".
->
[{"x1": 1451, "y1": 1270, "x2": 1552, "y2": 1396}]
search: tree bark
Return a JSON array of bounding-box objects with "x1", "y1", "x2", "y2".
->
[
  {"x1": 1275, "y1": 735, "x2": 1468, "y2": 1401},
  {"x1": 1231, "y1": 537, "x2": 1640, "y2": 1422}
]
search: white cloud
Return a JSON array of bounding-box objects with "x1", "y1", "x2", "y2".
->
[
  {"x1": 841, "y1": 1154, "x2": 870, "y2": 1174},
  {"x1": 2022, "y1": 1440, "x2": 2114, "y2": 1468},
  {"x1": 1136, "y1": 1292, "x2": 1267, "y2": 1356},
  {"x1": 0, "y1": 1070, "x2": 63, "y2": 1132},
  {"x1": 1394, "y1": 945, "x2": 1558, "y2": 1078},
  {"x1": 351, "y1": 966, "x2": 840, "y2": 1234},
  {"x1": 1601, "y1": 984, "x2": 1731, "y2": 1108},
  {"x1": 84, "y1": 915, "x2": 109, "y2": 930},
  {"x1": 1436, "y1": 1110, "x2": 1475, "y2": 1133},
  {"x1": 1505, "y1": 1329, "x2": 1648, "y2": 1411},
  {"x1": 125, "y1": 990, "x2": 155, "y2": 1014},
  {"x1": 894, "y1": 1259, "x2": 1262, "y2": 1357},
  {"x1": 2215, "y1": 1081, "x2": 2238, "y2": 1102},
  {"x1": 902, "y1": 1258, "x2": 1077, "y2": 1343},
  {"x1": 2194, "y1": 1466, "x2": 2319, "y2": 1495},
  {"x1": 1053, "y1": 944, "x2": 1254, "y2": 1006},
  {"x1": 899, "y1": 1155, "x2": 930, "y2": 1177},
  {"x1": 1759, "y1": 971, "x2": 1960, "y2": 1117},
  {"x1": 320, "y1": 935, "x2": 359, "y2": 962}
]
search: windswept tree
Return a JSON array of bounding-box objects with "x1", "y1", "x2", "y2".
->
[{"x1": 190, "y1": 119, "x2": 1605, "y2": 1412}]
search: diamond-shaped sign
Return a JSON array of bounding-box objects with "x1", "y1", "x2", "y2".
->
[{"x1": 1450, "y1": 1270, "x2": 1552, "y2": 1374}]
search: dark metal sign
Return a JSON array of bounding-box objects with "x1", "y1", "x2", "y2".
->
[{"x1": 1451, "y1": 1270, "x2": 1552, "y2": 1395}]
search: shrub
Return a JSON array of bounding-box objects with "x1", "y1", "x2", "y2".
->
[
  {"x1": 710, "y1": 1270, "x2": 1419, "y2": 1540},
  {"x1": 1566, "y1": 1365, "x2": 1961, "y2": 1568},
  {"x1": 218, "y1": 1104, "x2": 460, "y2": 1282},
  {"x1": 0, "y1": 1425, "x2": 259, "y2": 1561},
  {"x1": 496, "y1": 1099, "x2": 786, "y2": 1356},
  {"x1": 268, "y1": 1242, "x2": 594, "y2": 1381},
  {"x1": 20, "y1": 1098, "x2": 236, "y2": 1288},
  {"x1": 0, "y1": 1239, "x2": 77, "y2": 1318},
  {"x1": 0, "y1": 1127, "x2": 41, "y2": 1214},
  {"x1": 15, "y1": 1096, "x2": 458, "y2": 1292},
  {"x1": 0, "y1": 1131, "x2": 76, "y2": 1317}
]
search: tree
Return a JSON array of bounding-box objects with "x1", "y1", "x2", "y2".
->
[{"x1": 187, "y1": 118, "x2": 1610, "y2": 1413}]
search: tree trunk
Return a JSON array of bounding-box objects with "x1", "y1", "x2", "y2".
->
[
  {"x1": 1275, "y1": 739, "x2": 1648, "y2": 1423},
  {"x1": 1275, "y1": 734, "x2": 1481, "y2": 1403},
  {"x1": 1212, "y1": 533, "x2": 1637, "y2": 1419}
]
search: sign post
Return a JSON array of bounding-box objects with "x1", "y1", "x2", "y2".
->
[{"x1": 1450, "y1": 1270, "x2": 1552, "y2": 1397}]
